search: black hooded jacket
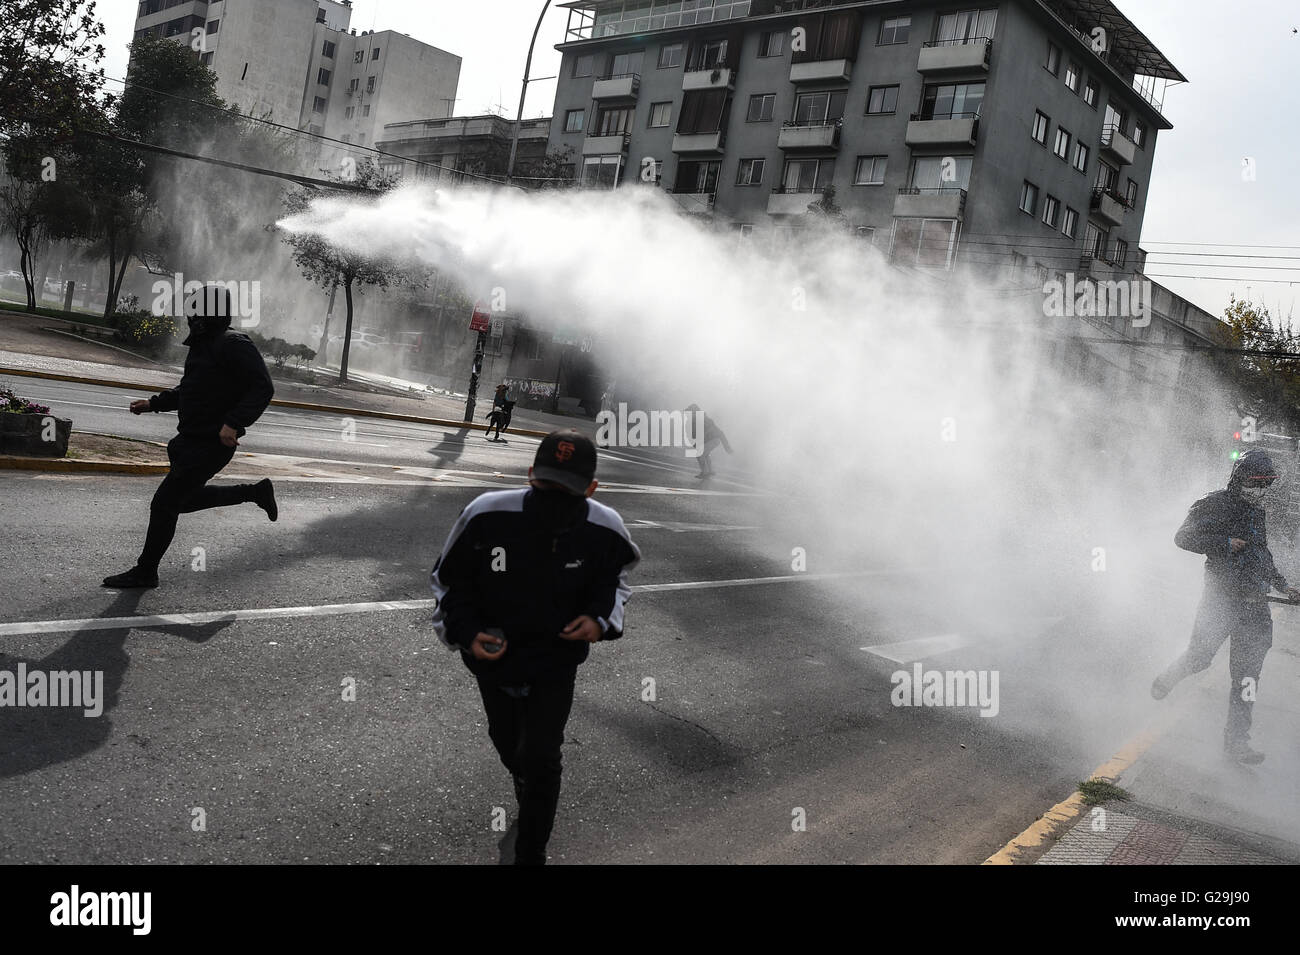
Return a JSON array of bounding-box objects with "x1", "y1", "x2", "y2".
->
[
  {"x1": 148, "y1": 316, "x2": 274, "y2": 439},
  {"x1": 1175, "y1": 452, "x2": 1289, "y2": 597}
]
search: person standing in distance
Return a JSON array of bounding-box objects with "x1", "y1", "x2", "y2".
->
[
  {"x1": 430, "y1": 429, "x2": 640, "y2": 864},
  {"x1": 103, "y1": 285, "x2": 278, "y2": 589}
]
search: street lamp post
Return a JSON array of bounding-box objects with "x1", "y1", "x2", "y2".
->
[{"x1": 506, "y1": 0, "x2": 553, "y2": 185}]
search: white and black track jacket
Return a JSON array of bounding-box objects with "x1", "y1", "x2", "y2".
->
[{"x1": 430, "y1": 488, "x2": 641, "y2": 682}]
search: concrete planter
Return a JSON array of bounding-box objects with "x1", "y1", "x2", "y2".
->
[{"x1": 0, "y1": 413, "x2": 71, "y2": 457}]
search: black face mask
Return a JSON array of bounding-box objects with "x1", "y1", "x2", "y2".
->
[{"x1": 527, "y1": 485, "x2": 588, "y2": 530}]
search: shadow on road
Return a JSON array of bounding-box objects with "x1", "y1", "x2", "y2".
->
[{"x1": 428, "y1": 427, "x2": 472, "y2": 468}]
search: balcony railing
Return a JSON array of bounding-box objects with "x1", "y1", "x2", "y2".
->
[
  {"x1": 592, "y1": 72, "x2": 641, "y2": 99},
  {"x1": 922, "y1": 36, "x2": 994, "y2": 47},
  {"x1": 911, "y1": 110, "x2": 981, "y2": 121},
  {"x1": 894, "y1": 186, "x2": 967, "y2": 220},
  {"x1": 917, "y1": 37, "x2": 992, "y2": 73}
]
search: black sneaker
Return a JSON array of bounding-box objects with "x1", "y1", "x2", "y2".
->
[
  {"x1": 253, "y1": 479, "x2": 278, "y2": 522},
  {"x1": 102, "y1": 567, "x2": 159, "y2": 589},
  {"x1": 1224, "y1": 739, "x2": 1265, "y2": 764}
]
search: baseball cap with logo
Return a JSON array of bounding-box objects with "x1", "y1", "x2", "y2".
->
[{"x1": 532, "y1": 429, "x2": 597, "y2": 495}]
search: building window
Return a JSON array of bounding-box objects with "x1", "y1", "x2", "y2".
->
[
  {"x1": 1083, "y1": 78, "x2": 1098, "y2": 107},
  {"x1": 1114, "y1": 239, "x2": 1128, "y2": 268},
  {"x1": 1104, "y1": 103, "x2": 1128, "y2": 138},
  {"x1": 736, "y1": 158, "x2": 766, "y2": 186},
  {"x1": 892, "y1": 218, "x2": 959, "y2": 269},
  {"x1": 344, "y1": 106, "x2": 354, "y2": 119},
  {"x1": 358, "y1": 132, "x2": 365, "y2": 143},
  {"x1": 649, "y1": 102, "x2": 672, "y2": 127},
  {"x1": 793, "y1": 90, "x2": 846, "y2": 126},
  {"x1": 1095, "y1": 160, "x2": 1118, "y2": 193},
  {"x1": 747, "y1": 93, "x2": 775, "y2": 123},
  {"x1": 1064, "y1": 61, "x2": 1079, "y2": 93},
  {"x1": 677, "y1": 88, "x2": 729, "y2": 134},
  {"x1": 372, "y1": 47, "x2": 381, "y2": 60},
  {"x1": 1133, "y1": 122, "x2": 1147, "y2": 148},
  {"x1": 934, "y1": 9, "x2": 997, "y2": 43},
  {"x1": 322, "y1": 40, "x2": 335, "y2": 58},
  {"x1": 354, "y1": 50, "x2": 364, "y2": 64},
  {"x1": 686, "y1": 38, "x2": 730, "y2": 72},
  {"x1": 857, "y1": 226, "x2": 876, "y2": 243},
  {"x1": 349, "y1": 78, "x2": 359, "y2": 92},
  {"x1": 312, "y1": 96, "x2": 327, "y2": 114},
  {"x1": 919, "y1": 82, "x2": 984, "y2": 119},
  {"x1": 658, "y1": 42, "x2": 684, "y2": 69},
  {"x1": 1042, "y1": 194, "x2": 1060, "y2": 228},
  {"x1": 573, "y1": 54, "x2": 595, "y2": 77},
  {"x1": 564, "y1": 109, "x2": 585, "y2": 133},
  {"x1": 910, "y1": 155, "x2": 971, "y2": 190},
  {"x1": 1011, "y1": 251, "x2": 1026, "y2": 278},
  {"x1": 738, "y1": 224, "x2": 755, "y2": 240},
  {"x1": 1062, "y1": 206, "x2": 1079, "y2": 238},
  {"x1": 1084, "y1": 222, "x2": 1106, "y2": 258},
  {"x1": 1045, "y1": 42, "x2": 1061, "y2": 76},
  {"x1": 1031, "y1": 110, "x2": 1049, "y2": 145},
  {"x1": 677, "y1": 159, "x2": 721, "y2": 194},
  {"x1": 318, "y1": 68, "x2": 331, "y2": 86},
  {"x1": 1020, "y1": 181, "x2": 1039, "y2": 216},
  {"x1": 879, "y1": 16, "x2": 911, "y2": 45},
  {"x1": 1072, "y1": 141, "x2": 1089, "y2": 173},
  {"x1": 207, "y1": 19, "x2": 220, "y2": 35},
  {"x1": 854, "y1": 155, "x2": 888, "y2": 186},
  {"x1": 341, "y1": 134, "x2": 352, "y2": 143},
  {"x1": 362, "y1": 104, "x2": 371, "y2": 117},
  {"x1": 366, "y1": 75, "x2": 376, "y2": 92},
  {"x1": 866, "y1": 85, "x2": 900, "y2": 115},
  {"x1": 781, "y1": 158, "x2": 834, "y2": 193},
  {"x1": 596, "y1": 106, "x2": 635, "y2": 136},
  {"x1": 758, "y1": 31, "x2": 784, "y2": 57},
  {"x1": 200, "y1": 51, "x2": 214, "y2": 66},
  {"x1": 610, "y1": 50, "x2": 644, "y2": 77},
  {"x1": 1126, "y1": 178, "x2": 1139, "y2": 208},
  {"x1": 1053, "y1": 127, "x2": 1071, "y2": 160}
]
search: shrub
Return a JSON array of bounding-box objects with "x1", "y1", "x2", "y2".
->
[{"x1": 0, "y1": 385, "x2": 51, "y2": 415}]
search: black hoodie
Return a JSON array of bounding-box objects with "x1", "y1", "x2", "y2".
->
[{"x1": 148, "y1": 315, "x2": 274, "y2": 439}]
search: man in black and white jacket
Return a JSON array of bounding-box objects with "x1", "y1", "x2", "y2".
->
[{"x1": 431, "y1": 429, "x2": 640, "y2": 864}]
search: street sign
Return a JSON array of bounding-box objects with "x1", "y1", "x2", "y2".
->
[
  {"x1": 491, "y1": 316, "x2": 505, "y2": 338},
  {"x1": 469, "y1": 304, "x2": 491, "y2": 332}
]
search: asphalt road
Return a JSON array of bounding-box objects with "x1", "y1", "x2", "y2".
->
[{"x1": 0, "y1": 392, "x2": 1207, "y2": 864}]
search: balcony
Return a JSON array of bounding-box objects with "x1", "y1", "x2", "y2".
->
[
  {"x1": 917, "y1": 38, "x2": 992, "y2": 74},
  {"x1": 767, "y1": 189, "x2": 820, "y2": 216},
  {"x1": 1100, "y1": 124, "x2": 1137, "y2": 166},
  {"x1": 789, "y1": 58, "x2": 852, "y2": 84},
  {"x1": 1090, "y1": 188, "x2": 1126, "y2": 227},
  {"x1": 777, "y1": 121, "x2": 841, "y2": 151},
  {"x1": 672, "y1": 130, "x2": 725, "y2": 153},
  {"x1": 582, "y1": 133, "x2": 629, "y2": 156},
  {"x1": 905, "y1": 113, "x2": 979, "y2": 147},
  {"x1": 893, "y1": 187, "x2": 967, "y2": 221},
  {"x1": 592, "y1": 72, "x2": 640, "y2": 100},
  {"x1": 669, "y1": 192, "x2": 716, "y2": 215},
  {"x1": 1077, "y1": 253, "x2": 1116, "y2": 279},
  {"x1": 682, "y1": 67, "x2": 735, "y2": 91}
]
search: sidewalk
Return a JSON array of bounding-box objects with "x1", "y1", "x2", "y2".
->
[
  {"x1": 0, "y1": 310, "x2": 593, "y2": 435},
  {"x1": 997, "y1": 602, "x2": 1300, "y2": 865}
]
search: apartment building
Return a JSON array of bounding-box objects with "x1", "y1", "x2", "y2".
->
[
  {"x1": 133, "y1": 0, "x2": 461, "y2": 155},
  {"x1": 549, "y1": 0, "x2": 1183, "y2": 281},
  {"x1": 375, "y1": 114, "x2": 553, "y2": 184}
]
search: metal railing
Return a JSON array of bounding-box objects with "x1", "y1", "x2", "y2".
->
[
  {"x1": 910, "y1": 110, "x2": 980, "y2": 121},
  {"x1": 598, "y1": 71, "x2": 642, "y2": 82},
  {"x1": 922, "y1": 36, "x2": 993, "y2": 47},
  {"x1": 1100, "y1": 122, "x2": 1134, "y2": 149},
  {"x1": 783, "y1": 117, "x2": 844, "y2": 128}
]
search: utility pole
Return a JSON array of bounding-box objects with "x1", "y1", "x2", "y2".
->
[{"x1": 506, "y1": 0, "x2": 553, "y2": 185}]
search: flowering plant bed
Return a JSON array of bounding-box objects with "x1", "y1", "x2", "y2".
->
[{"x1": 0, "y1": 385, "x2": 70, "y2": 456}]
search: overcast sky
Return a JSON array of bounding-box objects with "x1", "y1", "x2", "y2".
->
[{"x1": 98, "y1": 0, "x2": 1299, "y2": 320}]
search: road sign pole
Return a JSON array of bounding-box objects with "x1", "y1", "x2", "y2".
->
[{"x1": 465, "y1": 330, "x2": 487, "y2": 423}]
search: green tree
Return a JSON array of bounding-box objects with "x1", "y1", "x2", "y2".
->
[
  {"x1": 0, "y1": 0, "x2": 107, "y2": 138},
  {"x1": 1213, "y1": 296, "x2": 1300, "y2": 433}
]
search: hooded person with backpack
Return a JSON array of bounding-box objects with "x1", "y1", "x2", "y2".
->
[
  {"x1": 1153, "y1": 448, "x2": 1299, "y2": 763},
  {"x1": 102, "y1": 285, "x2": 278, "y2": 589}
]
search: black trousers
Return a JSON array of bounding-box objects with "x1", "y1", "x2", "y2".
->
[
  {"x1": 1161, "y1": 586, "x2": 1272, "y2": 744},
  {"x1": 137, "y1": 434, "x2": 252, "y2": 571},
  {"x1": 475, "y1": 674, "x2": 576, "y2": 865}
]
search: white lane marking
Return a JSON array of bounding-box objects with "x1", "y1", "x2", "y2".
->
[
  {"x1": 860, "y1": 633, "x2": 971, "y2": 664},
  {"x1": 253, "y1": 429, "x2": 390, "y2": 449},
  {"x1": 0, "y1": 569, "x2": 926, "y2": 637},
  {"x1": 627, "y1": 520, "x2": 760, "y2": 533}
]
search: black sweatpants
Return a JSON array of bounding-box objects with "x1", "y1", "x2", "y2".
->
[
  {"x1": 1161, "y1": 585, "x2": 1273, "y2": 744},
  {"x1": 475, "y1": 673, "x2": 576, "y2": 865},
  {"x1": 137, "y1": 434, "x2": 253, "y2": 571}
]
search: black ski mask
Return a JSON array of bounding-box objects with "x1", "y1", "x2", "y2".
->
[{"x1": 182, "y1": 286, "x2": 235, "y2": 345}]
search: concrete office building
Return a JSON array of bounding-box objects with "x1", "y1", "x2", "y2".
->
[
  {"x1": 549, "y1": 0, "x2": 1183, "y2": 281},
  {"x1": 133, "y1": 0, "x2": 461, "y2": 154}
]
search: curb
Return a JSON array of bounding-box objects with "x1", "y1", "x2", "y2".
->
[
  {"x1": 0, "y1": 366, "x2": 552, "y2": 439},
  {"x1": 982, "y1": 727, "x2": 1163, "y2": 865},
  {"x1": 0, "y1": 455, "x2": 168, "y2": 475}
]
